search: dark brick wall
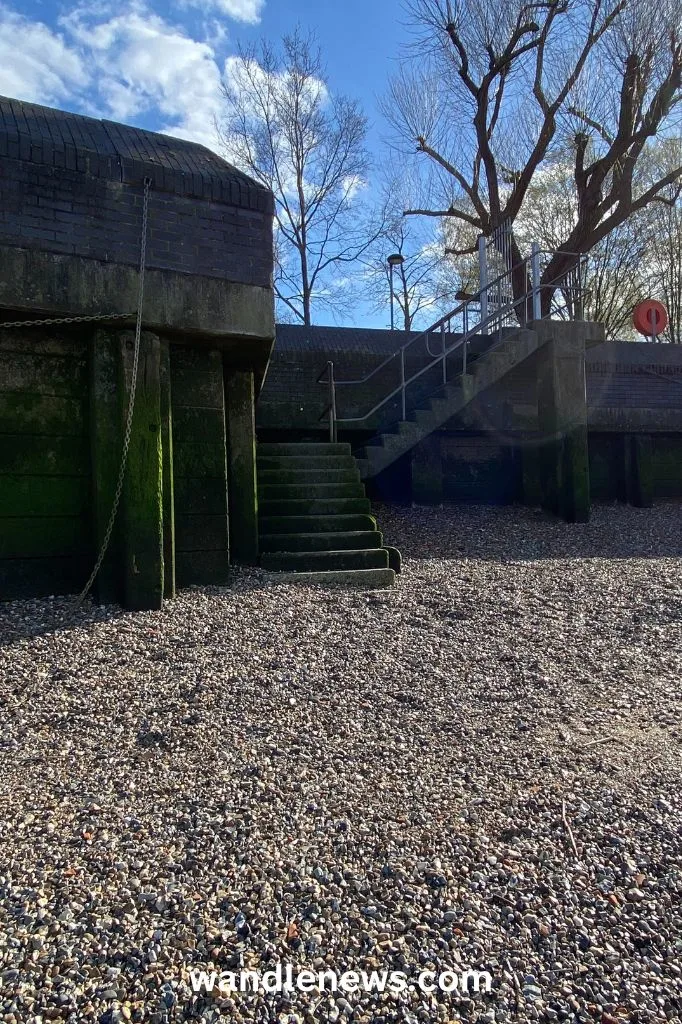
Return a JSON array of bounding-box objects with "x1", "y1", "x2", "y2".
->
[
  {"x1": 0, "y1": 157, "x2": 272, "y2": 288},
  {"x1": 258, "y1": 333, "x2": 682, "y2": 435}
]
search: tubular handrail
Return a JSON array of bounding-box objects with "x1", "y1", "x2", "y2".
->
[
  {"x1": 317, "y1": 249, "x2": 588, "y2": 436},
  {"x1": 321, "y1": 259, "x2": 531, "y2": 391},
  {"x1": 327, "y1": 290, "x2": 533, "y2": 426},
  {"x1": 316, "y1": 360, "x2": 338, "y2": 442}
]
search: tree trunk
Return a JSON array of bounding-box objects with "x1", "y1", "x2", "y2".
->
[
  {"x1": 539, "y1": 251, "x2": 582, "y2": 320},
  {"x1": 299, "y1": 238, "x2": 312, "y2": 326}
]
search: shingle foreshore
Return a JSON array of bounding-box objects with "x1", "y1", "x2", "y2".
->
[{"x1": 1, "y1": 502, "x2": 681, "y2": 1023}]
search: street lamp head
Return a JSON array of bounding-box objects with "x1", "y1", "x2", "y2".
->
[{"x1": 387, "y1": 253, "x2": 405, "y2": 267}]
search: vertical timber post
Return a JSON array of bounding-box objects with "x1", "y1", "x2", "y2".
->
[
  {"x1": 411, "y1": 434, "x2": 443, "y2": 505},
  {"x1": 531, "y1": 242, "x2": 541, "y2": 322},
  {"x1": 118, "y1": 330, "x2": 164, "y2": 610},
  {"x1": 535, "y1": 323, "x2": 590, "y2": 523},
  {"x1": 89, "y1": 330, "x2": 123, "y2": 604},
  {"x1": 160, "y1": 339, "x2": 176, "y2": 598},
  {"x1": 225, "y1": 368, "x2": 259, "y2": 564},
  {"x1": 625, "y1": 433, "x2": 654, "y2": 508}
]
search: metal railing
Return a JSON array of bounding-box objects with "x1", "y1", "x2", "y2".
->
[{"x1": 318, "y1": 248, "x2": 588, "y2": 439}]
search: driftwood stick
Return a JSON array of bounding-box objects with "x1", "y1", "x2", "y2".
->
[
  {"x1": 562, "y1": 799, "x2": 580, "y2": 857},
  {"x1": 581, "y1": 735, "x2": 618, "y2": 750}
]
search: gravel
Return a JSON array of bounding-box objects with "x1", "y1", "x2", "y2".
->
[{"x1": 1, "y1": 500, "x2": 681, "y2": 1024}]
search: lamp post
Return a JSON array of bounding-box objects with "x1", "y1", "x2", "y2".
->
[{"x1": 387, "y1": 253, "x2": 405, "y2": 330}]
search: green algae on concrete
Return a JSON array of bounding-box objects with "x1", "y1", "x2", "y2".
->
[
  {"x1": 225, "y1": 369, "x2": 259, "y2": 564},
  {"x1": 118, "y1": 331, "x2": 164, "y2": 611},
  {"x1": 160, "y1": 339, "x2": 176, "y2": 600},
  {"x1": 170, "y1": 346, "x2": 230, "y2": 588},
  {"x1": 411, "y1": 434, "x2": 443, "y2": 505},
  {"x1": 90, "y1": 330, "x2": 124, "y2": 604},
  {"x1": 535, "y1": 325, "x2": 592, "y2": 523}
]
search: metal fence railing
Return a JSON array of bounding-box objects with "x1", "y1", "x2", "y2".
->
[{"x1": 318, "y1": 245, "x2": 589, "y2": 441}]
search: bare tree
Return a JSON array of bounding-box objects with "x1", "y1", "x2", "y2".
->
[
  {"x1": 385, "y1": 0, "x2": 682, "y2": 316},
  {"x1": 650, "y1": 198, "x2": 682, "y2": 343},
  {"x1": 646, "y1": 142, "x2": 682, "y2": 342},
  {"x1": 219, "y1": 30, "x2": 374, "y2": 325},
  {"x1": 361, "y1": 179, "x2": 458, "y2": 330},
  {"x1": 514, "y1": 158, "x2": 653, "y2": 337}
]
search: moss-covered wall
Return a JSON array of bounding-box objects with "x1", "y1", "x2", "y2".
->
[
  {"x1": 589, "y1": 432, "x2": 682, "y2": 502},
  {"x1": 588, "y1": 434, "x2": 627, "y2": 501},
  {"x1": 407, "y1": 430, "x2": 682, "y2": 509},
  {"x1": 170, "y1": 346, "x2": 230, "y2": 587},
  {"x1": 649, "y1": 436, "x2": 682, "y2": 497},
  {"x1": 0, "y1": 329, "x2": 91, "y2": 600},
  {"x1": 0, "y1": 332, "x2": 249, "y2": 604},
  {"x1": 441, "y1": 434, "x2": 521, "y2": 503}
]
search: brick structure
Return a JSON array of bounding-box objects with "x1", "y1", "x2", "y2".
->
[
  {"x1": 258, "y1": 325, "x2": 682, "y2": 511},
  {"x1": 0, "y1": 97, "x2": 272, "y2": 287},
  {"x1": 0, "y1": 96, "x2": 274, "y2": 607}
]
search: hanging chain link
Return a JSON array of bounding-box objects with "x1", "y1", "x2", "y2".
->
[
  {"x1": 0, "y1": 312, "x2": 135, "y2": 329},
  {"x1": 76, "y1": 177, "x2": 152, "y2": 605},
  {"x1": 0, "y1": 177, "x2": 152, "y2": 612}
]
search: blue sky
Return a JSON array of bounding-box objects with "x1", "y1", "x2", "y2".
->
[{"x1": 3, "y1": 0, "x2": 413, "y2": 327}]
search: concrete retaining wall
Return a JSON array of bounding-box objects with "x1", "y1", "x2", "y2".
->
[{"x1": 0, "y1": 327, "x2": 260, "y2": 602}]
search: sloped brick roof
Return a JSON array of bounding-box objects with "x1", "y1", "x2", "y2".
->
[{"x1": 0, "y1": 95, "x2": 273, "y2": 213}]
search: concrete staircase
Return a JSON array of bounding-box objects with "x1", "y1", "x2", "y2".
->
[
  {"x1": 355, "y1": 328, "x2": 539, "y2": 479},
  {"x1": 257, "y1": 442, "x2": 398, "y2": 586}
]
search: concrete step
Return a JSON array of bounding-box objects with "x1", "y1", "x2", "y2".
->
[
  {"x1": 355, "y1": 331, "x2": 540, "y2": 480},
  {"x1": 266, "y1": 567, "x2": 396, "y2": 588},
  {"x1": 258, "y1": 454, "x2": 358, "y2": 471},
  {"x1": 259, "y1": 513, "x2": 377, "y2": 534},
  {"x1": 409, "y1": 407, "x2": 436, "y2": 426},
  {"x1": 258, "y1": 467, "x2": 360, "y2": 484},
  {"x1": 260, "y1": 530, "x2": 384, "y2": 552},
  {"x1": 261, "y1": 548, "x2": 389, "y2": 572},
  {"x1": 395, "y1": 420, "x2": 425, "y2": 441},
  {"x1": 258, "y1": 442, "x2": 351, "y2": 456},
  {"x1": 260, "y1": 497, "x2": 371, "y2": 516},
  {"x1": 259, "y1": 482, "x2": 366, "y2": 500}
]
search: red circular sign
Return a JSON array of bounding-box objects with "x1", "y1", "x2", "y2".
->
[{"x1": 633, "y1": 299, "x2": 668, "y2": 337}]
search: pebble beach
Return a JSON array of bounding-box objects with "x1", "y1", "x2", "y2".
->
[{"x1": 1, "y1": 502, "x2": 681, "y2": 1023}]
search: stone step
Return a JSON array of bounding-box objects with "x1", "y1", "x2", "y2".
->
[
  {"x1": 261, "y1": 548, "x2": 389, "y2": 572},
  {"x1": 259, "y1": 482, "x2": 366, "y2": 500},
  {"x1": 409, "y1": 407, "x2": 436, "y2": 426},
  {"x1": 259, "y1": 513, "x2": 377, "y2": 534},
  {"x1": 266, "y1": 567, "x2": 396, "y2": 588},
  {"x1": 258, "y1": 454, "x2": 358, "y2": 471},
  {"x1": 354, "y1": 334, "x2": 539, "y2": 479},
  {"x1": 258, "y1": 466, "x2": 360, "y2": 484},
  {"x1": 260, "y1": 530, "x2": 384, "y2": 552},
  {"x1": 260, "y1": 497, "x2": 371, "y2": 516},
  {"x1": 258, "y1": 442, "x2": 352, "y2": 456}
]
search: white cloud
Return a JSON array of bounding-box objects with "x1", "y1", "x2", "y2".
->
[
  {"x1": 342, "y1": 174, "x2": 368, "y2": 201},
  {"x1": 0, "y1": 9, "x2": 88, "y2": 105},
  {"x1": 66, "y1": 7, "x2": 225, "y2": 148},
  {"x1": 184, "y1": 0, "x2": 264, "y2": 25},
  {"x1": 0, "y1": 2, "x2": 267, "y2": 153}
]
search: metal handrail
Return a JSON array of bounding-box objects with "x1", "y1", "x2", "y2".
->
[
  {"x1": 326, "y1": 291, "x2": 532, "y2": 427},
  {"x1": 316, "y1": 360, "x2": 338, "y2": 442},
  {"x1": 317, "y1": 248, "x2": 588, "y2": 438},
  {"x1": 322, "y1": 259, "x2": 531, "y2": 391}
]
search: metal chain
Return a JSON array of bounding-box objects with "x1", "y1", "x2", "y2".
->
[
  {"x1": 0, "y1": 312, "x2": 135, "y2": 329},
  {"x1": 75, "y1": 177, "x2": 152, "y2": 605}
]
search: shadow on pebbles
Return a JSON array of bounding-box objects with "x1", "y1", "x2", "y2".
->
[{"x1": 0, "y1": 502, "x2": 681, "y2": 1023}]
